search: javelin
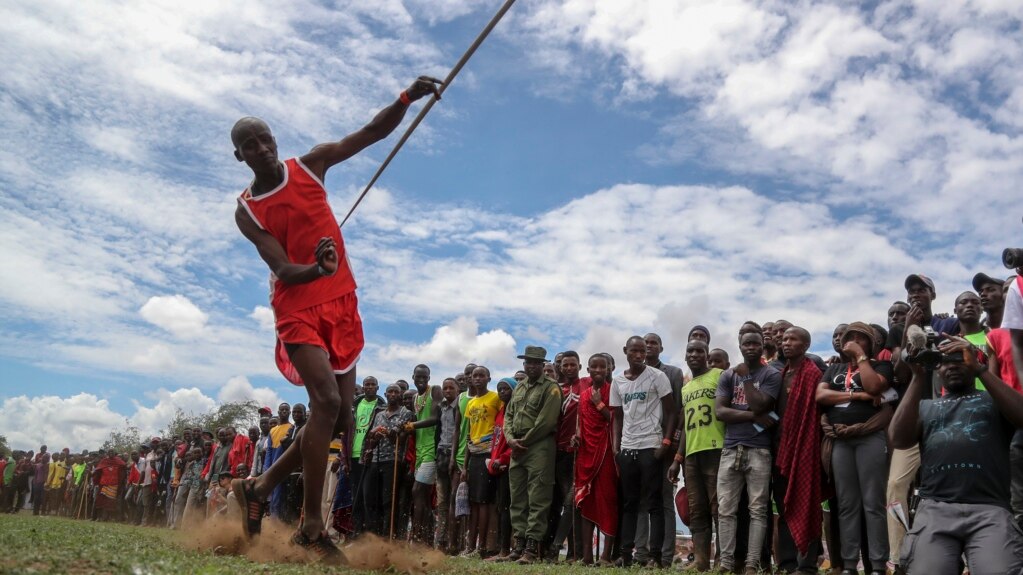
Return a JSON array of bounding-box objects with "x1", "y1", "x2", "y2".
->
[{"x1": 338, "y1": 0, "x2": 517, "y2": 228}]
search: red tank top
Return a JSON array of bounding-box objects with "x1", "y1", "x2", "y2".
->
[{"x1": 238, "y1": 158, "x2": 356, "y2": 317}]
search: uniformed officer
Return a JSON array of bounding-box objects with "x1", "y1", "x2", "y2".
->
[{"x1": 503, "y1": 345, "x2": 562, "y2": 564}]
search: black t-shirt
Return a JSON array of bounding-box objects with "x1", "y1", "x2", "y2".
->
[
  {"x1": 919, "y1": 392, "x2": 1013, "y2": 507},
  {"x1": 821, "y1": 360, "x2": 894, "y2": 425}
]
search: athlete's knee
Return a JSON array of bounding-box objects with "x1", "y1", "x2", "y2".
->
[{"x1": 310, "y1": 388, "x2": 342, "y2": 417}]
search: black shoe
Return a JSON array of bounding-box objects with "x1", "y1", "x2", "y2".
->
[
  {"x1": 516, "y1": 538, "x2": 540, "y2": 564},
  {"x1": 291, "y1": 530, "x2": 346, "y2": 564},
  {"x1": 506, "y1": 536, "x2": 526, "y2": 562}
]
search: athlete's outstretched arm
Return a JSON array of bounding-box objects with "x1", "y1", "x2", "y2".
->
[
  {"x1": 235, "y1": 205, "x2": 337, "y2": 285},
  {"x1": 301, "y1": 76, "x2": 442, "y2": 181}
]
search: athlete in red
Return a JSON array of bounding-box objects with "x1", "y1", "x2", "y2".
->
[{"x1": 231, "y1": 76, "x2": 442, "y2": 561}]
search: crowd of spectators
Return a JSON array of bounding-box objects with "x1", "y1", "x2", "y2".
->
[
  {"x1": 4, "y1": 270, "x2": 1023, "y2": 575},
  {"x1": 0, "y1": 407, "x2": 315, "y2": 529}
]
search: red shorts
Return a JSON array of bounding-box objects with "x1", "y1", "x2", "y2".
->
[{"x1": 274, "y1": 292, "x2": 364, "y2": 386}]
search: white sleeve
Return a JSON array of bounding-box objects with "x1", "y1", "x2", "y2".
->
[
  {"x1": 609, "y1": 379, "x2": 622, "y2": 407},
  {"x1": 1004, "y1": 278, "x2": 1023, "y2": 330}
]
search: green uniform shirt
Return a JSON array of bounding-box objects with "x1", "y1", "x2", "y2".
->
[
  {"x1": 352, "y1": 397, "x2": 378, "y2": 460},
  {"x1": 680, "y1": 368, "x2": 726, "y2": 456},
  {"x1": 3, "y1": 456, "x2": 13, "y2": 485},
  {"x1": 456, "y1": 391, "x2": 470, "y2": 468},
  {"x1": 415, "y1": 386, "x2": 436, "y2": 466},
  {"x1": 505, "y1": 375, "x2": 561, "y2": 446}
]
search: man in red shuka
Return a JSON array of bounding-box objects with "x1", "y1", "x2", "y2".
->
[
  {"x1": 231, "y1": 75, "x2": 442, "y2": 562},
  {"x1": 575, "y1": 353, "x2": 618, "y2": 566}
]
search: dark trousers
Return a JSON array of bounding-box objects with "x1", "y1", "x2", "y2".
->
[
  {"x1": 31, "y1": 483, "x2": 45, "y2": 515},
  {"x1": 396, "y1": 461, "x2": 413, "y2": 539},
  {"x1": 496, "y1": 473, "x2": 512, "y2": 552},
  {"x1": 1011, "y1": 430, "x2": 1023, "y2": 529},
  {"x1": 616, "y1": 448, "x2": 664, "y2": 560},
  {"x1": 363, "y1": 460, "x2": 397, "y2": 537},
  {"x1": 350, "y1": 458, "x2": 366, "y2": 534},
  {"x1": 547, "y1": 450, "x2": 581, "y2": 557},
  {"x1": 773, "y1": 472, "x2": 820, "y2": 573}
]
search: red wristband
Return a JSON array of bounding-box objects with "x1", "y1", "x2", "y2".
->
[
  {"x1": 661, "y1": 438, "x2": 672, "y2": 447},
  {"x1": 673, "y1": 453, "x2": 684, "y2": 463},
  {"x1": 596, "y1": 402, "x2": 606, "y2": 411},
  {"x1": 399, "y1": 90, "x2": 412, "y2": 105}
]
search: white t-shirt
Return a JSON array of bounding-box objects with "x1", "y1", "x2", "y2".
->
[
  {"x1": 609, "y1": 366, "x2": 673, "y2": 450},
  {"x1": 1004, "y1": 277, "x2": 1023, "y2": 330},
  {"x1": 141, "y1": 452, "x2": 156, "y2": 486}
]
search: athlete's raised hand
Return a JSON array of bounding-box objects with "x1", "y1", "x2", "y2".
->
[
  {"x1": 315, "y1": 237, "x2": 338, "y2": 275},
  {"x1": 405, "y1": 75, "x2": 444, "y2": 102}
]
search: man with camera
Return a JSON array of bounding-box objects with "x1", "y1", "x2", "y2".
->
[
  {"x1": 889, "y1": 334, "x2": 1023, "y2": 574},
  {"x1": 885, "y1": 274, "x2": 960, "y2": 571}
]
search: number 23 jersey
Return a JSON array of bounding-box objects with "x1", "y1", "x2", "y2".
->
[{"x1": 680, "y1": 368, "x2": 725, "y2": 456}]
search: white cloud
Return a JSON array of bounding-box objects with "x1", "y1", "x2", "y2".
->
[
  {"x1": 378, "y1": 316, "x2": 519, "y2": 377},
  {"x1": 2, "y1": 377, "x2": 295, "y2": 453},
  {"x1": 1, "y1": 394, "x2": 125, "y2": 454},
  {"x1": 512, "y1": 0, "x2": 1023, "y2": 237},
  {"x1": 130, "y1": 387, "x2": 217, "y2": 435},
  {"x1": 218, "y1": 375, "x2": 282, "y2": 411},
  {"x1": 352, "y1": 182, "x2": 934, "y2": 334},
  {"x1": 140, "y1": 295, "x2": 209, "y2": 338},
  {"x1": 129, "y1": 344, "x2": 177, "y2": 371},
  {"x1": 250, "y1": 306, "x2": 275, "y2": 331}
]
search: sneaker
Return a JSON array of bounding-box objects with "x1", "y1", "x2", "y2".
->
[
  {"x1": 291, "y1": 530, "x2": 346, "y2": 564},
  {"x1": 231, "y1": 478, "x2": 265, "y2": 538}
]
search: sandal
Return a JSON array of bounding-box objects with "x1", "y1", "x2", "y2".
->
[
  {"x1": 231, "y1": 478, "x2": 265, "y2": 538},
  {"x1": 291, "y1": 529, "x2": 346, "y2": 564}
]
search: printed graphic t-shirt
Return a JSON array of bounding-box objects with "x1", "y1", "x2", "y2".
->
[
  {"x1": 919, "y1": 391, "x2": 1014, "y2": 507},
  {"x1": 716, "y1": 365, "x2": 782, "y2": 449},
  {"x1": 680, "y1": 368, "x2": 725, "y2": 456},
  {"x1": 466, "y1": 390, "x2": 502, "y2": 453},
  {"x1": 609, "y1": 366, "x2": 673, "y2": 450}
]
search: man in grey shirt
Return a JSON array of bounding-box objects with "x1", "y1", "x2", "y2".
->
[
  {"x1": 362, "y1": 384, "x2": 413, "y2": 537},
  {"x1": 715, "y1": 332, "x2": 781, "y2": 574}
]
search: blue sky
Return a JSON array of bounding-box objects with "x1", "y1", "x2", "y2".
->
[{"x1": 1, "y1": 0, "x2": 1021, "y2": 450}]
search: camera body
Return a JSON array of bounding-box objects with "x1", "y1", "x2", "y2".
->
[{"x1": 903, "y1": 325, "x2": 942, "y2": 369}]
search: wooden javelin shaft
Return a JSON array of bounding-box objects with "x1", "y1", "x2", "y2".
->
[{"x1": 339, "y1": 0, "x2": 517, "y2": 227}]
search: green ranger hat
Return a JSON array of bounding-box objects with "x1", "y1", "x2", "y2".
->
[{"x1": 517, "y1": 345, "x2": 548, "y2": 362}]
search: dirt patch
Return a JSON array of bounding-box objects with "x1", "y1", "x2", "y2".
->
[
  {"x1": 176, "y1": 514, "x2": 446, "y2": 572},
  {"x1": 176, "y1": 515, "x2": 303, "y2": 564},
  {"x1": 343, "y1": 534, "x2": 447, "y2": 574}
]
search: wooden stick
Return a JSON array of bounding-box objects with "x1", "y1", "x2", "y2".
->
[
  {"x1": 389, "y1": 437, "x2": 400, "y2": 540},
  {"x1": 339, "y1": 0, "x2": 518, "y2": 227}
]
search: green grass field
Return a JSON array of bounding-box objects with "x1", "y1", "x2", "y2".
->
[{"x1": 0, "y1": 514, "x2": 705, "y2": 574}]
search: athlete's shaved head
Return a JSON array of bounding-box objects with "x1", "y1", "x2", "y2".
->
[{"x1": 231, "y1": 116, "x2": 271, "y2": 148}]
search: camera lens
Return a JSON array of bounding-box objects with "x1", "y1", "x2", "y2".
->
[{"x1": 1003, "y1": 248, "x2": 1023, "y2": 269}]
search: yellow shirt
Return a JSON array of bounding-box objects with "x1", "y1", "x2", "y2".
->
[
  {"x1": 269, "y1": 423, "x2": 294, "y2": 448},
  {"x1": 465, "y1": 390, "x2": 503, "y2": 452},
  {"x1": 47, "y1": 461, "x2": 66, "y2": 489}
]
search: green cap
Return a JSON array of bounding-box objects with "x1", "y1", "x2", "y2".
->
[{"x1": 517, "y1": 345, "x2": 548, "y2": 362}]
